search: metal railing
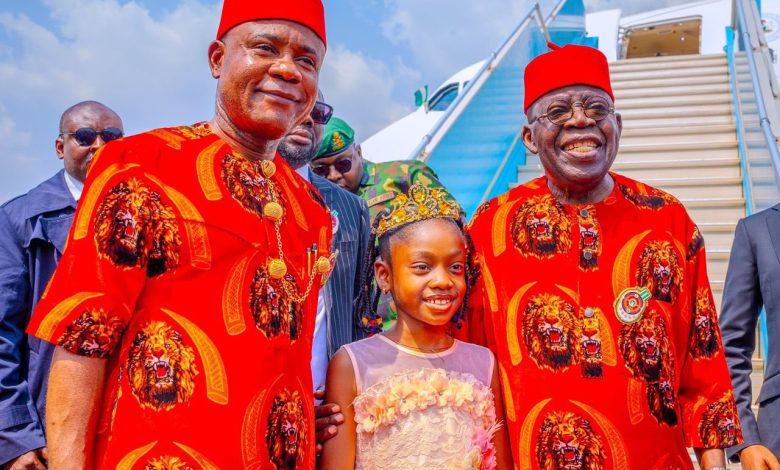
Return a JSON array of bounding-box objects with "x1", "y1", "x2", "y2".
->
[
  {"x1": 726, "y1": 0, "x2": 779, "y2": 357},
  {"x1": 408, "y1": 1, "x2": 558, "y2": 164}
]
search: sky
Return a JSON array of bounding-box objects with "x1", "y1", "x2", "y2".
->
[{"x1": 0, "y1": 0, "x2": 693, "y2": 202}]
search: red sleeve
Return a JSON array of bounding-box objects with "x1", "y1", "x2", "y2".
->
[
  {"x1": 677, "y1": 211, "x2": 744, "y2": 448},
  {"x1": 27, "y1": 141, "x2": 160, "y2": 358}
]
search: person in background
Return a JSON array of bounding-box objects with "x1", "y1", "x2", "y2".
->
[
  {"x1": 0, "y1": 101, "x2": 123, "y2": 469},
  {"x1": 720, "y1": 204, "x2": 780, "y2": 470},
  {"x1": 310, "y1": 116, "x2": 456, "y2": 330},
  {"x1": 277, "y1": 96, "x2": 371, "y2": 391}
]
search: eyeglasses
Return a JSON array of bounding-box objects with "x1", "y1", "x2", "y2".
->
[
  {"x1": 60, "y1": 127, "x2": 124, "y2": 147},
  {"x1": 310, "y1": 101, "x2": 333, "y2": 125},
  {"x1": 311, "y1": 156, "x2": 352, "y2": 177},
  {"x1": 533, "y1": 97, "x2": 614, "y2": 126}
]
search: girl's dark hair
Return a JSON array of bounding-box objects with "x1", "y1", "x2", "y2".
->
[{"x1": 355, "y1": 216, "x2": 478, "y2": 333}]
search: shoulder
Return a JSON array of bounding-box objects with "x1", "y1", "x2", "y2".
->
[
  {"x1": 454, "y1": 339, "x2": 494, "y2": 358},
  {"x1": 468, "y1": 176, "x2": 546, "y2": 233},
  {"x1": 612, "y1": 173, "x2": 685, "y2": 211},
  {"x1": 741, "y1": 203, "x2": 780, "y2": 228},
  {"x1": 329, "y1": 346, "x2": 357, "y2": 376},
  {"x1": 1, "y1": 172, "x2": 67, "y2": 221}
]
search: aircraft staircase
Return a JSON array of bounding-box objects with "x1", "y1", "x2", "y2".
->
[{"x1": 516, "y1": 53, "x2": 767, "y2": 411}]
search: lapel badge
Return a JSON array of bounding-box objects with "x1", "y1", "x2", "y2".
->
[
  {"x1": 614, "y1": 287, "x2": 651, "y2": 324},
  {"x1": 331, "y1": 209, "x2": 340, "y2": 236}
]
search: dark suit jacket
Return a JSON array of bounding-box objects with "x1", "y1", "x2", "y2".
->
[
  {"x1": 309, "y1": 171, "x2": 370, "y2": 357},
  {"x1": 721, "y1": 203, "x2": 780, "y2": 459},
  {"x1": 0, "y1": 170, "x2": 76, "y2": 463}
]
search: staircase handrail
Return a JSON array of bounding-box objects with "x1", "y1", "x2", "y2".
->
[
  {"x1": 408, "y1": 1, "x2": 562, "y2": 163},
  {"x1": 733, "y1": 0, "x2": 780, "y2": 197}
]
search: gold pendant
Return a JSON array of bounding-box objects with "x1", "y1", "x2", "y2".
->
[
  {"x1": 261, "y1": 160, "x2": 276, "y2": 178},
  {"x1": 263, "y1": 202, "x2": 283, "y2": 221},
  {"x1": 268, "y1": 258, "x2": 287, "y2": 279}
]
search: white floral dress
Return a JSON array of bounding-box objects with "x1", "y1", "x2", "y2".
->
[{"x1": 342, "y1": 335, "x2": 499, "y2": 470}]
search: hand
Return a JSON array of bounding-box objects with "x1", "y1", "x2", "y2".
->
[
  {"x1": 740, "y1": 444, "x2": 780, "y2": 470},
  {"x1": 3, "y1": 448, "x2": 48, "y2": 470},
  {"x1": 314, "y1": 387, "x2": 344, "y2": 454}
]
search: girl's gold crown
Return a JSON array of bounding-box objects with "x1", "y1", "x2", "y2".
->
[{"x1": 376, "y1": 183, "x2": 461, "y2": 237}]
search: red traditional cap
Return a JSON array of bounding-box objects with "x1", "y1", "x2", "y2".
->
[
  {"x1": 524, "y1": 43, "x2": 613, "y2": 112},
  {"x1": 216, "y1": 0, "x2": 327, "y2": 47}
]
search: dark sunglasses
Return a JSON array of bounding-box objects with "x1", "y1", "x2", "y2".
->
[
  {"x1": 311, "y1": 157, "x2": 352, "y2": 177},
  {"x1": 60, "y1": 127, "x2": 124, "y2": 147},
  {"x1": 310, "y1": 101, "x2": 333, "y2": 125}
]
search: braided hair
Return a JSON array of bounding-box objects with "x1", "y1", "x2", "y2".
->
[{"x1": 355, "y1": 215, "x2": 478, "y2": 334}]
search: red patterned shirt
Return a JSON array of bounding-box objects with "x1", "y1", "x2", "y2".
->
[
  {"x1": 27, "y1": 123, "x2": 332, "y2": 469},
  {"x1": 464, "y1": 172, "x2": 742, "y2": 469}
]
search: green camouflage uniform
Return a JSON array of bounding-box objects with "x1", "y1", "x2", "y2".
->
[{"x1": 357, "y1": 159, "x2": 447, "y2": 224}]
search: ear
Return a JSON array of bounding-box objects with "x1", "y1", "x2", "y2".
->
[
  {"x1": 356, "y1": 144, "x2": 363, "y2": 159},
  {"x1": 615, "y1": 112, "x2": 623, "y2": 137},
  {"x1": 374, "y1": 257, "x2": 391, "y2": 294},
  {"x1": 55, "y1": 136, "x2": 65, "y2": 161},
  {"x1": 521, "y1": 124, "x2": 538, "y2": 154},
  {"x1": 208, "y1": 40, "x2": 225, "y2": 79}
]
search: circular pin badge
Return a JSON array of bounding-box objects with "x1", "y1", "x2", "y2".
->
[
  {"x1": 614, "y1": 287, "x2": 651, "y2": 324},
  {"x1": 331, "y1": 209, "x2": 340, "y2": 235}
]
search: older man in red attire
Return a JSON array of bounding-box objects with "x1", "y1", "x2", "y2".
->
[
  {"x1": 465, "y1": 44, "x2": 743, "y2": 469},
  {"x1": 25, "y1": 2, "x2": 333, "y2": 468}
]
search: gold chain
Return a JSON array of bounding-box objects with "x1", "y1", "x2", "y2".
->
[{"x1": 267, "y1": 170, "x2": 320, "y2": 305}]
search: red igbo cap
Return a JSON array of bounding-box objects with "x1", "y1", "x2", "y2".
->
[
  {"x1": 524, "y1": 43, "x2": 613, "y2": 112},
  {"x1": 216, "y1": 0, "x2": 326, "y2": 47}
]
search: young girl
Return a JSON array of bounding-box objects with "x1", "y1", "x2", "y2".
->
[{"x1": 321, "y1": 184, "x2": 512, "y2": 469}]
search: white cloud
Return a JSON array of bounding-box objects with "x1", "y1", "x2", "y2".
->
[
  {"x1": 380, "y1": 0, "x2": 534, "y2": 87},
  {"x1": 0, "y1": 0, "x2": 221, "y2": 201},
  {"x1": 319, "y1": 44, "x2": 419, "y2": 140}
]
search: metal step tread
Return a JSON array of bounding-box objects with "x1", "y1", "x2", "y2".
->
[
  {"x1": 619, "y1": 140, "x2": 737, "y2": 152},
  {"x1": 640, "y1": 177, "x2": 743, "y2": 186},
  {"x1": 610, "y1": 53, "x2": 726, "y2": 66},
  {"x1": 610, "y1": 157, "x2": 740, "y2": 169}
]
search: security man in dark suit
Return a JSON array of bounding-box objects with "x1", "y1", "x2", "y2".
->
[
  {"x1": 721, "y1": 203, "x2": 780, "y2": 470},
  {"x1": 277, "y1": 98, "x2": 371, "y2": 391}
]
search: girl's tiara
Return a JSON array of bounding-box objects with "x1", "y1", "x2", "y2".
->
[{"x1": 375, "y1": 183, "x2": 462, "y2": 237}]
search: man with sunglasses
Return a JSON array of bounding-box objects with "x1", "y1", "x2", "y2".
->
[
  {"x1": 278, "y1": 99, "x2": 370, "y2": 414},
  {"x1": 462, "y1": 44, "x2": 742, "y2": 469},
  {"x1": 310, "y1": 116, "x2": 449, "y2": 225},
  {"x1": 24, "y1": 2, "x2": 334, "y2": 468},
  {"x1": 0, "y1": 101, "x2": 123, "y2": 469}
]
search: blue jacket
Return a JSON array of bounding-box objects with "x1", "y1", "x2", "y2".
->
[
  {"x1": 309, "y1": 172, "x2": 370, "y2": 356},
  {"x1": 0, "y1": 170, "x2": 75, "y2": 463},
  {"x1": 721, "y1": 203, "x2": 780, "y2": 460}
]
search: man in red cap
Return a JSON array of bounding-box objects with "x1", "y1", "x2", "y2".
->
[
  {"x1": 25, "y1": 1, "x2": 332, "y2": 468},
  {"x1": 463, "y1": 44, "x2": 743, "y2": 469}
]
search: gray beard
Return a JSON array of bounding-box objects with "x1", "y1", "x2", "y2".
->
[{"x1": 277, "y1": 140, "x2": 317, "y2": 170}]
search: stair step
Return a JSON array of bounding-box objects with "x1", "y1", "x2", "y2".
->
[
  {"x1": 612, "y1": 65, "x2": 731, "y2": 82},
  {"x1": 621, "y1": 114, "x2": 735, "y2": 128},
  {"x1": 619, "y1": 140, "x2": 737, "y2": 153},
  {"x1": 610, "y1": 53, "x2": 726, "y2": 66},
  {"x1": 621, "y1": 124, "x2": 735, "y2": 138},
  {"x1": 614, "y1": 83, "x2": 732, "y2": 99},
  {"x1": 613, "y1": 74, "x2": 730, "y2": 91},
  {"x1": 619, "y1": 104, "x2": 733, "y2": 120},
  {"x1": 615, "y1": 147, "x2": 739, "y2": 162},
  {"x1": 610, "y1": 56, "x2": 727, "y2": 73},
  {"x1": 609, "y1": 158, "x2": 742, "y2": 178},
  {"x1": 617, "y1": 93, "x2": 732, "y2": 110}
]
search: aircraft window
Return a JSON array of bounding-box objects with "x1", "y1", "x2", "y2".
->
[{"x1": 428, "y1": 84, "x2": 459, "y2": 111}]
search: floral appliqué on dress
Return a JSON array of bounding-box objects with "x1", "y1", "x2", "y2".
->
[{"x1": 353, "y1": 368, "x2": 500, "y2": 470}]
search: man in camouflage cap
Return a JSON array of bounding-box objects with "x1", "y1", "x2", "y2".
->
[{"x1": 310, "y1": 116, "x2": 448, "y2": 224}]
